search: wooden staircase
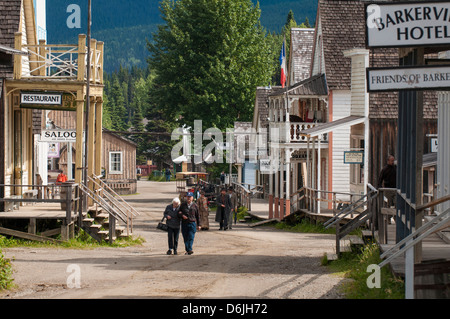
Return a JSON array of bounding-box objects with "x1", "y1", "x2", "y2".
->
[{"x1": 77, "y1": 175, "x2": 140, "y2": 243}]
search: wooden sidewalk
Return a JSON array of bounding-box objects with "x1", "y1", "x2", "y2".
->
[{"x1": 380, "y1": 223, "x2": 450, "y2": 277}]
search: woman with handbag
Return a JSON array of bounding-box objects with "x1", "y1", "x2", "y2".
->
[{"x1": 164, "y1": 197, "x2": 181, "y2": 255}]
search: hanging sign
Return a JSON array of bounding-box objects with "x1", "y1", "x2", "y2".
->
[
  {"x1": 366, "y1": 2, "x2": 450, "y2": 48},
  {"x1": 344, "y1": 151, "x2": 364, "y2": 164},
  {"x1": 20, "y1": 92, "x2": 76, "y2": 111},
  {"x1": 21, "y1": 92, "x2": 62, "y2": 106},
  {"x1": 367, "y1": 65, "x2": 450, "y2": 92},
  {"x1": 41, "y1": 130, "x2": 77, "y2": 143}
]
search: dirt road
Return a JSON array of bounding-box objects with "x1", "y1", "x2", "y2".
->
[{"x1": 1, "y1": 181, "x2": 345, "y2": 299}]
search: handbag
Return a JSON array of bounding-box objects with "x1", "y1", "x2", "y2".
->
[{"x1": 157, "y1": 217, "x2": 169, "y2": 232}]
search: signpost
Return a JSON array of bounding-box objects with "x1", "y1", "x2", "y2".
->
[{"x1": 366, "y1": 1, "x2": 450, "y2": 299}]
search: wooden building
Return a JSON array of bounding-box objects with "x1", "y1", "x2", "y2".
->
[
  {"x1": 0, "y1": 0, "x2": 104, "y2": 210},
  {"x1": 101, "y1": 129, "x2": 137, "y2": 195},
  {"x1": 252, "y1": 0, "x2": 438, "y2": 217}
]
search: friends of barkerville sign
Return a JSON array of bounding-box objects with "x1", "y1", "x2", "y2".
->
[
  {"x1": 366, "y1": 2, "x2": 450, "y2": 48},
  {"x1": 367, "y1": 65, "x2": 450, "y2": 92}
]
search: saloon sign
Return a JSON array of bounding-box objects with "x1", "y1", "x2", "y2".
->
[
  {"x1": 366, "y1": 2, "x2": 450, "y2": 48},
  {"x1": 41, "y1": 130, "x2": 77, "y2": 143}
]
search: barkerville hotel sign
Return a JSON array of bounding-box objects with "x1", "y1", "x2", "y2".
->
[{"x1": 366, "y1": 1, "x2": 450, "y2": 48}]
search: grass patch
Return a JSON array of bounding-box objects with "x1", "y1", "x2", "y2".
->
[
  {"x1": 0, "y1": 230, "x2": 145, "y2": 249},
  {"x1": 327, "y1": 243, "x2": 405, "y2": 299},
  {"x1": 0, "y1": 249, "x2": 14, "y2": 291},
  {"x1": 274, "y1": 218, "x2": 336, "y2": 234}
]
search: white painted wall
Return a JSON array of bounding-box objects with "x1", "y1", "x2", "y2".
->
[{"x1": 331, "y1": 90, "x2": 352, "y2": 200}]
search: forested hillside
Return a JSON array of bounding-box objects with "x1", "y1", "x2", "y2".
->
[{"x1": 46, "y1": 0, "x2": 317, "y2": 72}]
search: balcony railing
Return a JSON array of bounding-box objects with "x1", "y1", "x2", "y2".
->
[
  {"x1": 269, "y1": 122, "x2": 328, "y2": 143},
  {"x1": 14, "y1": 33, "x2": 103, "y2": 84}
]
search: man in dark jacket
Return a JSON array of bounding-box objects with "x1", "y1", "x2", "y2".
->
[
  {"x1": 378, "y1": 155, "x2": 397, "y2": 206},
  {"x1": 179, "y1": 192, "x2": 200, "y2": 255},
  {"x1": 164, "y1": 197, "x2": 181, "y2": 255},
  {"x1": 216, "y1": 188, "x2": 231, "y2": 230}
]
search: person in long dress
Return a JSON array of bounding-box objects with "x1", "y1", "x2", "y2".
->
[{"x1": 197, "y1": 190, "x2": 209, "y2": 230}]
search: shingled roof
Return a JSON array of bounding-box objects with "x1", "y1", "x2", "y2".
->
[
  {"x1": 0, "y1": 0, "x2": 21, "y2": 78},
  {"x1": 289, "y1": 28, "x2": 315, "y2": 85}
]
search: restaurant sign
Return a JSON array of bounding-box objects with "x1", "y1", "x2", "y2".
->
[
  {"x1": 367, "y1": 65, "x2": 450, "y2": 92},
  {"x1": 366, "y1": 2, "x2": 450, "y2": 48},
  {"x1": 20, "y1": 92, "x2": 77, "y2": 111}
]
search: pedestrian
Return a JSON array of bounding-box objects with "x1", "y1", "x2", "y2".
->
[
  {"x1": 228, "y1": 186, "x2": 238, "y2": 229},
  {"x1": 197, "y1": 190, "x2": 209, "y2": 230},
  {"x1": 378, "y1": 155, "x2": 397, "y2": 207},
  {"x1": 216, "y1": 188, "x2": 231, "y2": 230},
  {"x1": 165, "y1": 168, "x2": 172, "y2": 182},
  {"x1": 220, "y1": 171, "x2": 225, "y2": 185},
  {"x1": 164, "y1": 197, "x2": 181, "y2": 255},
  {"x1": 179, "y1": 192, "x2": 200, "y2": 255}
]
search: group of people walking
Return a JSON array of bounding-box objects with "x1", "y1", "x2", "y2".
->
[{"x1": 163, "y1": 186, "x2": 238, "y2": 255}]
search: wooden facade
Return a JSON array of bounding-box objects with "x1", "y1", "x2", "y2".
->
[
  {"x1": 102, "y1": 130, "x2": 137, "y2": 195},
  {"x1": 0, "y1": 0, "x2": 104, "y2": 210}
]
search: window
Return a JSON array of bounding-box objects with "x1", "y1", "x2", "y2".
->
[
  {"x1": 109, "y1": 151, "x2": 123, "y2": 174},
  {"x1": 350, "y1": 137, "x2": 364, "y2": 185}
]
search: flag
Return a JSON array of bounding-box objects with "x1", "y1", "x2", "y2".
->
[{"x1": 279, "y1": 37, "x2": 287, "y2": 88}]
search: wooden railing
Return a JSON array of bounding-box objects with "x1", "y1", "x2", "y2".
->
[
  {"x1": 269, "y1": 122, "x2": 328, "y2": 143},
  {"x1": 232, "y1": 182, "x2": 252, "y2": 211},
  {"x1": 300, "y1": 186, "x2": 364, "y2": 215},
  {"x1": 0, "y1": 183, "x2": 80, "y2": 241},
  {"x1": 14, "y1": 33, "x2": 103, "y2": 84}
]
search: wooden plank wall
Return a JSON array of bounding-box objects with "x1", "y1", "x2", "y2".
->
[{"x1": 369, "y1": 119, "x2": 437, "y2": 189}]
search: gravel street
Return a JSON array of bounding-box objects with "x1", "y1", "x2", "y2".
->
[{"x1": 1, "y1": 181, "x2": 345, "y2": 299}]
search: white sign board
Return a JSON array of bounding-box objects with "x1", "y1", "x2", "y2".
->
[
  {"x1": 431, "y1": 138, "x2": 438, "y2": 153},
  {"x1": 344, "y1": 151, "x2": 364, "y2": 164},
  {"x1": 41, "y1": 130, "x2": 77, "y2": 143},
  {"x1": 367, "y1": 65, "x2": 450, "y2": 92},
  {"x1": 21, "y1": 92, "x2": 62, "y2": 105},
  {"x1": 366, "y1": 2, "x2": 450, "y2": 48}
]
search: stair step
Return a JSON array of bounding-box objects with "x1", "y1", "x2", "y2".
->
[
  {"x1": 347, "y1": 235, "x2": 365, "y2": 246},
  {"x1": 82, "y1": 218, "x2": 95, "y2": 225}
]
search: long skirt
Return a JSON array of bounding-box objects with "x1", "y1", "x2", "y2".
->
[{"x1": 199, "y1": 208, "x2": 209, "y2": 230}]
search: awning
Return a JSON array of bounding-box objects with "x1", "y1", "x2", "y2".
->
[
  {"x1": 300, "y1": 115, "x2": 366, "y2": 138},
  {"x1": 269, "y1": 73, "x2": 328, "y2": 98}
]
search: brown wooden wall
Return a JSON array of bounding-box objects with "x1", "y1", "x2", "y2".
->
[
  {"x1": 102, "y1": 132, "x2": 136, "y2": 181},
  {"x1": 369, "y1": 119, "x2": 438, "y2": 188}
]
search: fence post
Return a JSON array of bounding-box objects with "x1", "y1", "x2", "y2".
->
[{"x1": 109, "y1": 213, "x2": 116, "y2": 244}]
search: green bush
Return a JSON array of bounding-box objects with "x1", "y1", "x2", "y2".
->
[{"x1": 0, "y1": 249, "x2": 14, "y2": 291}]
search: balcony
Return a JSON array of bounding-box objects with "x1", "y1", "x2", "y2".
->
[
  {"x1": 269, "y1": 122, "x2": 328, "y2": 144},
  {"x1": 14, "y1": 33, "x2": 103, "y2": 84}
]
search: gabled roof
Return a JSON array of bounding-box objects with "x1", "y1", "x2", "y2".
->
[
  {"x1": 0, "y1": 0, "x2": 22, "y2": 78},
  {"x1": 252, "y1": 86, "x2": 278, "y2": 130},
  {"x1": 289, "y1": 28, "x2": 315, "y2": 85}
]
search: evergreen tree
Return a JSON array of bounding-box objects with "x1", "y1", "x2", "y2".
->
[{"x1": 148, "y1": 0, "x2": 275, "y2": 130}]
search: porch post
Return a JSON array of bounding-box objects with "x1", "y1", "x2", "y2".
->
[
  {"x1": 75, "y1": 90, "x2": 85, "y2": 185},
  {"x1": 285, "y1": 148, "x2": 291, "y2": 216},
  {"x1": 95, "y1": 98, "x2": 103, "y2": 178},
  {"x1": 268, "y1": 108, "x2": 274, "y2": 219},
  {"x1": 87, "y1": 96, "x2": 96, "y2": 206},
  {"x1": 280, "y1": 150, "x2": 285, "y2": 219},
  {"x1": 317, "y1": 136, "x2": 321, "y2": 214}
]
